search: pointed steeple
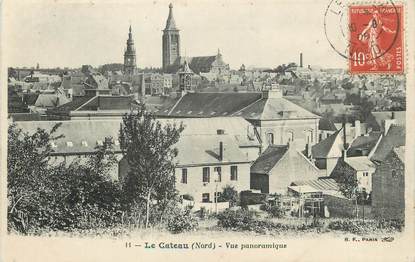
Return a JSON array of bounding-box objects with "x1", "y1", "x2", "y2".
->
[
  {"x1": 179, "y1": 59, "x2": 194, "y2": 74},
  {"x1": 165, "y1": 3, "x2": 178, "y2": 30}
]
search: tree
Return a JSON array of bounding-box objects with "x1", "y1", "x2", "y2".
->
[
  {"x1": 218, "y1": 185, "x2": 239, "y2": 207},
  {"x1": 119, "y1": 105, "x2": 184, "y2": 228},
  {"x1": 8, "y1": 123, "x2": 122, "y2": 233},
  {"x1": 7, "y1": 123, "x2": 62, "y2": 233}
]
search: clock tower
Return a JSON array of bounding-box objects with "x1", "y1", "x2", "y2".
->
[
  {"x1": 162, "y1": 3, "x2": 180, "y2": 72},
  {"x1": 124, "y1": 25, "x2": 137, "y2": 75}
]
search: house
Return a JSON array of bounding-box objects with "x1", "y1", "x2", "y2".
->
[
  {"x1": 250, "y1": 144, "x2": 321, "y2": 194},
  {"x1": 330, "y1": 156, "x2": 376, "y2": 194},
  {"x1": 347, "y1": 131, "x2": 382, "y2": 157},
  {"x1": 311, "y1": 128, "x2": 345, "y2": 176},
  {"x1": 318, "y1": 117, "x2": 337, "y2": 142},
  {"x1": 371, "y1": 146, "x2": 405, "y2": 220},
  {"x1": 171, "y1": 135, "x2": 251, "y2": 203},
  {"x1": 370, "y1": 124, "x2": 405, "y2": 164},
  {"x1": 14, "y1": 120, "x2": 124, "y2": 181},
  {"x1": 46, "y1": 95, "x2": 136, "y2": 120},
  {"x1": 15, "y1": 116, "x2": 259, "y2": 204},
  {"x1": 118, "y1": 117, "x2": 259, "y2": 203},
  {"x1": 32, "y1": 91, "x2": 71, "y2": 111},
  {"x1": 156, "y1": 86, "x2": 320, "y2": 151},
  {"x1": 366, "y1": 111, "x2": 405, "y2": 132}
]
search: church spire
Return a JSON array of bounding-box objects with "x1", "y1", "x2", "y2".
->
[{"x1": 164, "y1": 3, "x2": 178, "y2": 31}]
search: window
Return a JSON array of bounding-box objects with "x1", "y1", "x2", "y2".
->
[
  {"x1": 181, "y1": 169, "x2": 188, "y2": 184},
  {"x1": 214, "y1": 167, "x2": 222, "y2": 182},
  {"x1": 363, "y1": 172, "x2": 369, "y2": 177},
  {"x1": 202, "y1": 193, "x2": 210, "y2": 203},
  {"x1": 392, "y1": 170, "x2": 398, "y2": 178},
  {"x1": 214, "y1": 192, "x2": 222, "y2": 202},
  {"x1": 202, "y1": 167, "x2": 210, "y2": 183},
  {"x1": 267, "y1": 133, "x2": 274, "y2": 145},
  {"x1": 230, "y1": 166, "x2": 238, "y2": 181}
]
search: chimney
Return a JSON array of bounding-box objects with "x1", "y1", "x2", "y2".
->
[
  {"x1": 306, "y1": 143, "x2": 312, "y2": 158},
  {"x1": 219, "y1": 141, "x2": 224, "y2": 161},
  {"x1": 391, "y1": 111, "x2": 395, "y2": 119},
  {"x1": 342, "y1": 149, "x2": 347, "y2": 161},
  {"x1": 384, "y1": 119, "x2": 396, "y2": 135},
  {"x1": 300, "y1": 53, "x2": 303, "y2": 68},
  {"x1": 354, "y1": 120, "x2": 361, "y2": 139},
  {"x1": 342, "y1": 116, "x2": 348, "y2": 150}
]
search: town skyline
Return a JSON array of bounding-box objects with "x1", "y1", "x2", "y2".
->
[{"x1": 4, "y1": 0, "x2": 347, "y2": 69}]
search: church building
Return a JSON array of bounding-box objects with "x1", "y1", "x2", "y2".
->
[
  {"x1": 124, "y1": 25, "x2": 137, "y2": 75},
  {"x1": 161, "y1": 4, "x2": 229, "y2": 78}
]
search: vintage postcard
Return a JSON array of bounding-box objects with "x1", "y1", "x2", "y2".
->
[{"x1": 1, "y1": 0, "x2": 414, "y2": 261}]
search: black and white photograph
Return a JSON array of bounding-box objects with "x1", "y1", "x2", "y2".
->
[{"x1": 1, "y1": 0, "x2": 414, "y2": 261}]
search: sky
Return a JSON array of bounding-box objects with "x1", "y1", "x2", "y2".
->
[{"x1": 3, "y1": 0, "x2": 347, "y2": 69}]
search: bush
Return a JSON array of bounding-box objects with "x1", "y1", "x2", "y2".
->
[
  {"x1": 327, "y1": 219, "x2": 404, "y2": 235},
  {"x1": 240, "y1": 190, "x2": 267, "y2": 206},
  {"x1": 218, "y1": 185, "x2": 239, "y2": 207},
  {"x1": 167, "y1": 209, "x2": 198, "y2": 234},
  {"x1": 217, "y1": 208, "x2": 255, "y2": 230},
  {"x1": 268, "y1": 205, "x2": 284, "y2": 218}
]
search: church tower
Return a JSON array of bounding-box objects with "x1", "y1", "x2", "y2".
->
[
  {"x1": 124, "y1": 25, "x2": 137, "y2": 75},
  {"x1": 162, "y1": 3, "x2": 180, "y2": 72}
]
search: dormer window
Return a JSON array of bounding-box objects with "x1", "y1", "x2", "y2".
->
[
  {"x1": 81, "y1": 141, "x2": 88, "y2": 147},
  {"x1": 66, "y1": 141, "x2": 73, "y2": 147},
  {"x1": 96, "y1": 140, "x2": 104, "y2": 146},
  {"x1": 51, "y1": 142, "x2": 58, "y2": 148}
]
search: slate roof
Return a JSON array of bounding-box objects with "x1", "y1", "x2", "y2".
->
[
  {"x1": 371, "y1": 125, "x2": 405, "y2": 163},
  {"x1": 235, "y1": 97, "x2": 319, "y2": 120},
  {"x1": 14, "y1": 120, "x2": 122, "y2": 155},
  {"x1": 175, "y1": 135, "x2": 250, "y2": 166},
  {"x1": 347, "y1": 132, "x2": 382, "y2": 157},
  {"x1": 250, "y1": 145, "x2": 289, "y2": 174},
  {"x1": 157, "y1": 92, "x2": 262, "y2": 117},
  {"x1": 164, "y1": 3, "x2": 178, "y2": 31},
  {"x1": 366, "y1": 111, "x2": 405, "y2": 131},
  {"x1": 311, "y1": 129, "x2": 341, "y2": 159},
  {"x1": 319, "y1": 118, "x2": 337, "y2": 131},
  {"x1": 47, "y1": 95, "x2": 95, "y2": 115}
]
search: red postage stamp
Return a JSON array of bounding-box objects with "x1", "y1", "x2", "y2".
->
[{"x1": 349, "y1": 4, "x2": 404, "y2": 74}]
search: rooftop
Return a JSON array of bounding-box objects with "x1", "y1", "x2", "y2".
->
[
  {"x1": 371, "y1": 125, "x2": 405, "y2": 163},
  {"x1": 250, "y1": 145, "x2": 289, "y2": 174}
]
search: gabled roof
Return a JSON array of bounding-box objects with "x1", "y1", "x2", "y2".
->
[
  {"x1": 319, "y1": 117, "x2": 337, "y2": 131},
  {"x1": 366, "y1": 111, "x2": 405, "y2": 131},
  {"x1": 34, "y1": 93, "x2": 70, "y2": 108},
  {"x1": 48, "y1": 95, "x2": 134, "y2": 115},
  {"x1": 235, "y1": 97, "x2": 319, "y2": 120},
  {"x1": 311, "y1": 129, "x2": 342, "y2": 158},
  {"x1": 393, "y1": 146, "x2": 405, "y2": 162},
  {"x1": 250, "y1": 145, "x2": 289, "y2": 174},
  {"x1": 371, "y1": 125, "x2": 405, "y2": 163},
  {"x1": 347, "y1": 132, "x2": 382, "y2": 157},
  {"x1": 157, "y1": 92, "x2": 262, "y2": 117},
  {"x1": 188, "y1": 56, "x2": 217, "y2": 74},
  {"x1": 47, "y1": 95, "x2": 95, "y2": 115}
]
